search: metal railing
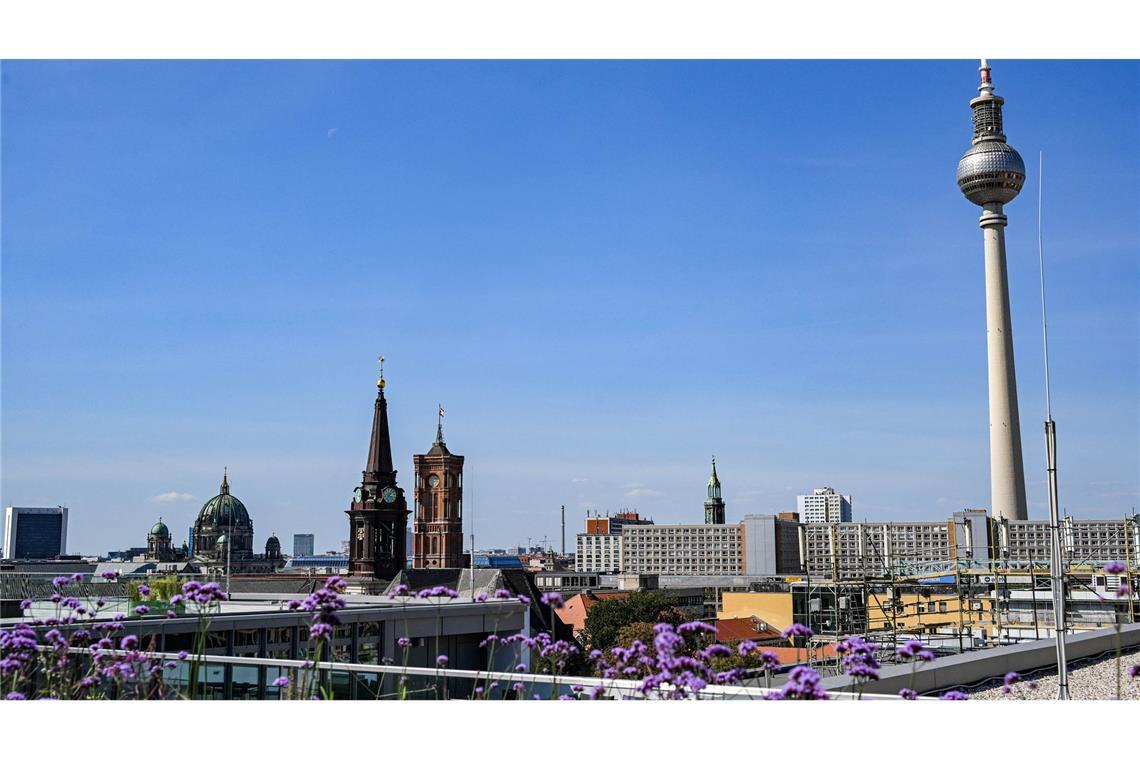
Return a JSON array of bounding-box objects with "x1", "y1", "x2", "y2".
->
[{"x1": 26, "y1": 646, "x2": 905, "y2": 700}]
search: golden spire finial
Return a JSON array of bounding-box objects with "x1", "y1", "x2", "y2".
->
[
  {"x1": 221, "y1": 466, "x2": 229, "y2": 493},
  {"x1": 377, "y1": 355, "x2": 386, "y2": 389}
]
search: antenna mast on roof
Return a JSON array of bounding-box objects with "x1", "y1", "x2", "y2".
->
[{"x1": 1038, "y1": 150, "x2": 1069, "y2": 700}]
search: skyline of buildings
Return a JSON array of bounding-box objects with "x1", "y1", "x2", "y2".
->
[{"x1": 3, "y1": 60, "x2": 1137, "y2": 558}]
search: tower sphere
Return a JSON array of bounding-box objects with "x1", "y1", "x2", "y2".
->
[{"x1": 957, "y1": 140, "x2": 1025, "y2": 205}]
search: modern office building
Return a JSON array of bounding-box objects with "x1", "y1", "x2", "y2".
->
[
  {"x1": 801, "y1": 512, "x2": 1140, "y2": 581},
  {"x1": 2, "y1": 506, "x2": 69, "y2": 560},
  {"x1": 293, "y1": 533, "x2": 315, "y2": 557},
  {"x1": 574, "y1": 511, "x2": 652, "y2": 573},
  {"x1": 797, "y1": 487, "x2": 852, "y2": 524},
  {"x1": 802, "y1": 520, "x2": 952, "y2": 580},
  {"x1": 621, "y1": 523, "x2": 743, "y2": 576},
  {"x1": 740, "y1": 513, "x2": 802, "y2": 575}
]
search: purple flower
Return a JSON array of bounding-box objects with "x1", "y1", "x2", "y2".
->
[
  {"x1": 474, "y1": 592, "x2": 488, "y2": 602},
  {"x1": 540, "y1": 592, "x2": 564, "y2": 609},
  {"x1": 272, "y1": 676, "x2": 290, "y2": 687},
  {"x1": 899, "y1": 687, "x2": 918, "y2": 700},
  {"x1": 100, "y1": 571, "x2": 120, "y2": 580},
  {"x1": 1129, "y1": 664, "x2": 1140, "y2": 680},
  {"x1": 840, "y1": 637, "x2": 881, "y2": 681},
  {"x1": 6, "y1": 692, "x2": 27, "y2": 700},
  {"x1": 493, "y1": 589, "x2": 512, "y2": 600},
  {"x1": 165, "y1": 610, "x2": 177, "y2": 618},
  {"x1": 18, "y1": 600, "x2": 31, "y2": 611},
  {"x1": 121, "y1": 635, "x2": 139, "y2": 650},
  {"x1": 436, "y1": 655, "x2": 448, "y2": 667},
  {"x1": 1117, "y1": 583, "x2": 1132, "y2": 599},
  {"x1": 397, "y1": 637, "x2": 411, "y2": 648},
  {"x1": 895, "y1": 639, "x2": 928, "y2": 661},
  {"x1": 137, "y1": 584, "x2": 151, "y2": 598},
  {"x1": 389, "y1": 583, "x2": 410, "y2": 598},
  {"x1": 309, "y1": 623, "x2": 333, "y2": 640},
  {"x1": 1001, "y1": 671, "x2": 1020, "y2": 693},
  {"x1": 755, "y1": 651, "x2": 780, "y2": 671},
  {"x1": 51, "y1": 576, "x2": 70, "y2": 589},
  {"x1": 177, "y1": 651, "x2": 188, "y2": 660},
  {"x1": 70, "y1": 572, "x2": 83, "y2": 582},
  {"x1": 702, "y1": 644, "x2": 733, "y2": 660},
  {"x1": 325, "y1": 576, "x2": 348, "y2": 593},
  {"x1": 940, "y1": 690, "x2": 969, "y2": 700},
  {"x1": 516, "y1": 594, "x2": 530, "y2": 605},
  {"x1": 479, "y1": 635, "x2": 498, "y2": 648},
  {"x1": 781, "y1": 623, "x2": 814, "y2": 639},
  {"x1": 134, "y1": 605, "x2": 150, "y2": 615},
  {"x1": 1103, "y1": 561, "x2": 1126, "y2": 575},
  {"x1": 777, "y1": 665, "x2": 829, "y2": 700},
  {"x1": 678, "y1": 621, "x2": 717, "y2": 636}
]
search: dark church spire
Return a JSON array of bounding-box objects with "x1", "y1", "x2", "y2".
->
[{"x1": 364, "y1": 356, "x2": 394, "y2": 478}]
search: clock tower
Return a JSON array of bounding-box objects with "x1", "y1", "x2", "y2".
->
[
  {"x1": 347, "y1": 358, "x2": 410, "y2": 579},
  {"x1": 412, "y1": 409, "x2": 465, "y2": 569}
]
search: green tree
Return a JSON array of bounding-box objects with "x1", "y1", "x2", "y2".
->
[{"x1": 583, "y1": 591, "x2": 686, "y2": 651}]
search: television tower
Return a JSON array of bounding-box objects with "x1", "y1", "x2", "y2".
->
[{"x1": 956, "y1": 60, "x2": 1029, "y2": 521}]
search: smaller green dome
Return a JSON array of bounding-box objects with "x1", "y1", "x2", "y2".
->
[
  {"x1": 216, "y1": 533, "x2": 229, "y2": 546},
  {"x1": 265, "y1": 535, "x2": 280, "y2": 548},
  {"x1": 150, "y1": 520, "x2": 170, "y2": 536}
]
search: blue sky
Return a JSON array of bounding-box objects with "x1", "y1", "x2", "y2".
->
[{"x1": 2, "y1": 60, "x2": 1137, "y2": 555}]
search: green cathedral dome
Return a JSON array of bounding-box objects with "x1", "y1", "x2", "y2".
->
[
  {"x1": 150, "y1": 519, "x2": 170, "y2": 536},
  {"x1": 195, "y1": 470, "x2": 252, "y2": 530}
]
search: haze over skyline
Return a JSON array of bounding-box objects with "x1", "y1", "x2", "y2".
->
[{"x1": 2, "y1": 60, "x2": 1137, "y2": 555}]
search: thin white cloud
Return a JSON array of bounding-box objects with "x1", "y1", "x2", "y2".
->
[
  {"x1": 625, "y1": 488, "x2": 663, "y2": 499},
  {"x1": 153, "y1": 491, "x2": 196, "y2": 503}
]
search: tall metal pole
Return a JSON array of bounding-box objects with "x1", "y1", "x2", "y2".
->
[{"x1": 1037, "y1": 151, "x2": 1069, "y2": 699}]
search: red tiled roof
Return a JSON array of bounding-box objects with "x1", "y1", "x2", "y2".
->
[
  {"x1": 715, "y1": 617, "x2": 782, "y2": 643},
  {"x1": 554, "y1": 591, "x2": 630, "y2": 633}
]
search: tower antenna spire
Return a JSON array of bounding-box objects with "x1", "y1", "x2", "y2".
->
[{"x1": 377, "y1": 355, "x2": 386, "y2": 390}]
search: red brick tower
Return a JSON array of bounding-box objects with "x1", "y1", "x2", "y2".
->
[{"x1": 412, "y1": 408, "x2": 465, "y2": 569}]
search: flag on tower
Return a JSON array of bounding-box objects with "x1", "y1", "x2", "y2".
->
[{"x1": 438, "y1": 405, "x2": 445, "y2": 418}]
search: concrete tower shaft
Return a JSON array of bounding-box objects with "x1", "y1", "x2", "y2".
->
[
  {"x1": 980, "y1": 205, "x2": 1028, "y2": 520},
  {"x1": 958, "y1": 61, "x2": 1029, "y2": 521}
]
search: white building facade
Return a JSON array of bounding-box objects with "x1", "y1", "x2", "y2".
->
[
  {"x1": 621, "y1": 524, "x2": 743, "y2": 576},
  {"x1": 797, "y1": 487, "x2": 852, "y2": 524}
]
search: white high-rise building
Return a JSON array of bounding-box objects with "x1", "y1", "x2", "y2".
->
[{"x1": 797, "y1": 487, "x2": 852, "y2": 524}]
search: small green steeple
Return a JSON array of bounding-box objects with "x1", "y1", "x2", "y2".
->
[{"x1": 704, "y1": 456, "x2": 725, "y2": 524}]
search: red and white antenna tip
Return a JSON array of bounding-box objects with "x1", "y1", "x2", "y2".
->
[{"x1": 978, "y1": 59, "x2": 995, "y2": 95}]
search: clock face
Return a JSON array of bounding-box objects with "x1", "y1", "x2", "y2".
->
[
  {"x1": 381, "y1": 486, "x2": 398, "y2": 503},
  {"x1": 428, "y1": 475, "x2": 440, "y2": 488}
]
